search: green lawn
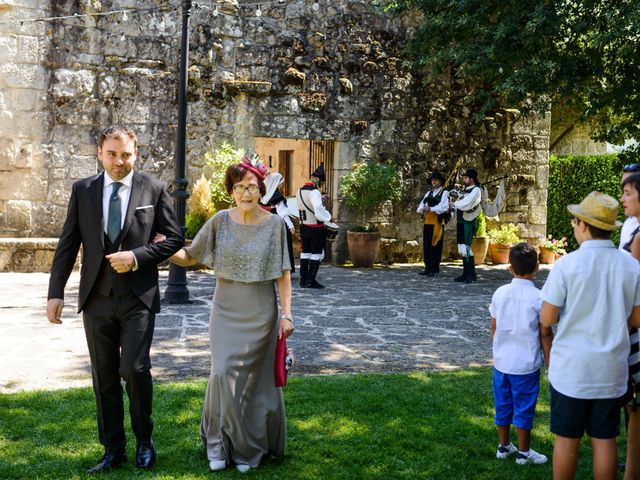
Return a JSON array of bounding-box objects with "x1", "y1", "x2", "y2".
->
[{"x1": 0, "y1": 369, "x2": 623, "y2": 479}]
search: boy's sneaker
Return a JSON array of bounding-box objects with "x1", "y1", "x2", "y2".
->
[
  {"x1": 496, "y1": 443, "x2": 517, "y2": 459},
  {"x1": 516, "y1": 449, "x2": 548, "y2": 465}
]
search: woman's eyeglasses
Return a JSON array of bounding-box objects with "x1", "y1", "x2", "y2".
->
[
  {"x1": 571, "y1": 217, "x2": 581, "y2": 227},
  {"x1": 623, "y1": 163, "x2": 640, "y2": 173},
  {"x1": 233, "y1": 184, "x2": 260, "y2": 194}
]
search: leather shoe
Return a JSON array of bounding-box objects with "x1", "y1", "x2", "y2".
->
[
  {"x1": 135, "y1": 440, "x2": 156, "y2": 469},
  {"x1": 86, "y1": 452, "x2": 127, "y2": 474}
]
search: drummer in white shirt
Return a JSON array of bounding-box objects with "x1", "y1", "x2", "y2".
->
[{"x1": 296, "y1": 165, "x2": 332, "y2": 289}]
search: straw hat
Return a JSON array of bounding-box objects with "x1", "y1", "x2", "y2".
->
[{"x1": 567, "y1": 191, "x2": 622, "y2": 231}]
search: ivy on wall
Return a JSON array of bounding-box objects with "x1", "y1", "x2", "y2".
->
[{"x1": 548, "y1": 154, "x2": 625, "y2": 250}]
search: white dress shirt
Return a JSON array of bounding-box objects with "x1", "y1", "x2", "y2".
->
[
  {"x1": 620, "y1": 216, "x2": 640, "y2": 253},
  {"x1": 102, "y1": 170, "x2": 133, "y2": 235},
  {"x1": 102, "y1": 170, "x2": 138, "y2": 268},
  {"x1": 454, "y1": 185, "x2": 482, "y2": 221},
  {"x1": 489, "y1": 278, "x2": 544, "y2": 375},
  {"x1": 309, "y1": 189, "x2": 331, "y2": 223},
  {"x1": 417, "y1": 187, "x2": 449, "y2": 215},
  {"x1": 542, "y1": 240, "x2": 640, "y2": 398}
]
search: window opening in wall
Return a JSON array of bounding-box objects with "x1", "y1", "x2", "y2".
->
[{"x1": 309, "y1": 140, "x2": 335, "y2": 212}]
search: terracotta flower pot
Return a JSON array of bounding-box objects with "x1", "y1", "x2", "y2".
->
[
  {"x1": 489, "y1": 243, "x2": 511, "y2": 264},
  {"x1": 347, "y1": 230, "x2": 381, "y2": 267},
  {"x1": 471, "y1": 236, "x2": 489, "y2": 264},
  {"x1": 539, "y1": 247, "x2": 556, "y2": 264}
]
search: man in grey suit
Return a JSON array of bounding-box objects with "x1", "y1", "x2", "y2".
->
[{"x1": 46, "y1": 125, "x2": 183, "y2": 473}]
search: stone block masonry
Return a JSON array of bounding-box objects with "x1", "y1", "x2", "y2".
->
[
  {"x1": 0, "y1": 0, "x2": 550, "y2": 268},
  {"x1": 0, "y1": 1, "x2": 49, "y2": 237}
]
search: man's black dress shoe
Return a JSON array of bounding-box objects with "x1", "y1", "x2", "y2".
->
[
  {"x1": 135, "y1": 441, "x2": 157, "y2": 469},
  {"x1": 86, "y1": 452, "x2": 127, "y2": 474}
]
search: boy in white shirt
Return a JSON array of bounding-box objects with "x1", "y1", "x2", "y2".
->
[
  {"x1": 490, "y1": 242, "x2": 550, "y2": 465},
  {"x1": 541, "y1": 191, "x2": 640, "y2": 479}
]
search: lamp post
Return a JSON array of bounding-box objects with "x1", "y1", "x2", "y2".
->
[{"x1": 164, "y1": 0, "x2": 192, "y2": 304}]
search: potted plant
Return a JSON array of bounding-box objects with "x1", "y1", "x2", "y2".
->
[
  {"x1": 487, "y1": 223, "x2": 521, "y2": 264},
  {"x1": 339, "y1": 162, "x2": 402, "y2": 267},
  {"x1": 471, "y1": 211, "x2": 489, "y2": 264},
  {"x1": 537, "y1": 235, "x2": 567, "y2": 264}
]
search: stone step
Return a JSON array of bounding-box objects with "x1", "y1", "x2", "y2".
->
[{"x1": 0, "y1": 238, "x2": 78, "y2": 273}]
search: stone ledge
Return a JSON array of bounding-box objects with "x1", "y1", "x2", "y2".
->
[
  {"x1": 0, "y1": 238, "x2": 79, "y2": 273},
  {"x1": 222, "y1": 80, "x2": 272, "y2": 96}
]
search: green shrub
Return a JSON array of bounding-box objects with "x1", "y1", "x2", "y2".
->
[
  {"x1": 548, "y1": 154, "x2": 624, "y2": 250},
  {"x1": 185, "y1": 213, "x2": 207, "y2": 239},
  {"x1": 339, "y1": 162, "x2": 402, "y2": 230},
  {"x1": 488, "y1": 223, "x2": 521, "y2": 245},
  {"x1": 475, "y1": 211, "x2": 487, "y2": 237},
  {"x1": 203, "y1": 142, "x2": 243, "y2": 213}
]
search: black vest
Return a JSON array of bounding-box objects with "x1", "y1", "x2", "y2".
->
[{"x1": 93, "y1": 233, "x2": 132, "y2": 297}]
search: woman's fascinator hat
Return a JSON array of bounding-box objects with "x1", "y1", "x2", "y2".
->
[
  {"x1": 241, "y1": 153, "x2": 269, "y2": 180},
  {"x1": 567, "y1": 191, "x2": 622, "y2": 231}
]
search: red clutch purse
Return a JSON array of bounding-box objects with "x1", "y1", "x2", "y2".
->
[{"x1": 274, "y1": 336, "x2": 287, "y2": 387}]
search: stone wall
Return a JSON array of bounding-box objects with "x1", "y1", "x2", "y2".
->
[
  {"x1": 0, "y1": 0, "x2": 51, "y2": 236},
  {"x1": 0, "y1": 0, "x2": 550, "y2": 265},
  {"x1": 550, "y1": 106, "x2": 606, "y2": 156}
]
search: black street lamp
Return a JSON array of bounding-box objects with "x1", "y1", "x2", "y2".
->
[{"x1": 165, "y1": 0, "x2": 192, "y2": 304}]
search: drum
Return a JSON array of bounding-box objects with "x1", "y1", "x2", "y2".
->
[{"x1": 325, "y1": 221, "x2": 339, "y2": 241}]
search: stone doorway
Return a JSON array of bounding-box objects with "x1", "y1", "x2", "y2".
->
[
  {"x1": 254, "y1": 137, "x2": 335, "y2": 209},
  {"x1": 254, "y1": 137, "x2": 337, "y2": 262}
]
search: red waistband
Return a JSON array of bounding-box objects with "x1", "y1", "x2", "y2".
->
[{"x1": 302, "y1": 223, "x2": 324, "y2": 227}]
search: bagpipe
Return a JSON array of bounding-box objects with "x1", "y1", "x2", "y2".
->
[{"x1": 440, "y1": 159, "x2": 508, "y2": 218}]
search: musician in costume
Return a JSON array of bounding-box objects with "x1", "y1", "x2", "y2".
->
[
  {"x1": 260, "y1": 171, "x2": 295, "y2": 273},
  {"x1": 451, "y1": 168, "x2": 482, "y2": 283},
  {"x1": 416, "y1": 172, "x2": 450, "y2": 276},
  {"x1": 296, "y1": 164, "x2": 331, "y2": 289}
]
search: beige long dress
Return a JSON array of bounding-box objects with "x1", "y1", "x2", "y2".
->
[{"x1": 184, "y1": 210, "x2": 291, "y2": 467}]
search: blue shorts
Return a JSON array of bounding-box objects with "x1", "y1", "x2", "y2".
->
[{"x1": 493, "y1": 367, "x2": 541, "y2": 430}]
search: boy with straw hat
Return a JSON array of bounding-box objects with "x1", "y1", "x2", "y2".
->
[{"x1": 540, "y1": 191, "x2": 640, "y2": 479}]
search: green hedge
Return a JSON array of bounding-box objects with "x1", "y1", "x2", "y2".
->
[{"x1": 548, "y1": 154, "x2": 624, "y2": 250}]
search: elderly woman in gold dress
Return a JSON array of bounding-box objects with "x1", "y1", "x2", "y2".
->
[{"x1": 168, "y1": 157, "x2": 293, "y2": 473}]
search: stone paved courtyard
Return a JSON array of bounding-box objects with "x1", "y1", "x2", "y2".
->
[{"x1": 0, "y1": 263, "x2": 551, "y2": 393}]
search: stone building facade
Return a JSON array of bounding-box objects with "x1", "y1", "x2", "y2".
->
[{"x1": 0, "y1": 0, "x2": 550, "y2": 268}]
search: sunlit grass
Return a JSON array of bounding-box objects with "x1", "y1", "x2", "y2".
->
[{"x1": 0, "y1": 369, "x2": 626, "y2": 479}]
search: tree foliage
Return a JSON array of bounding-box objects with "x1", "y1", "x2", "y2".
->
[
  {"x1": 203, "y1": 142, "x2": 243, "y2": 212},
  {"x1": 382, "y1": 0, "x2": 640, "y2": 145}
]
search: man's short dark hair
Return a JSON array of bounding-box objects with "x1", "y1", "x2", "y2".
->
[
  {"x1": 98, "y1": 125, "x2": 138, "y2": 149},
  {"x1": 584, "y1": 222, "x2": 613, "y2": 239},
  {"x1": 509, "y1": 242, "x2": 538, "y2": 276}
]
